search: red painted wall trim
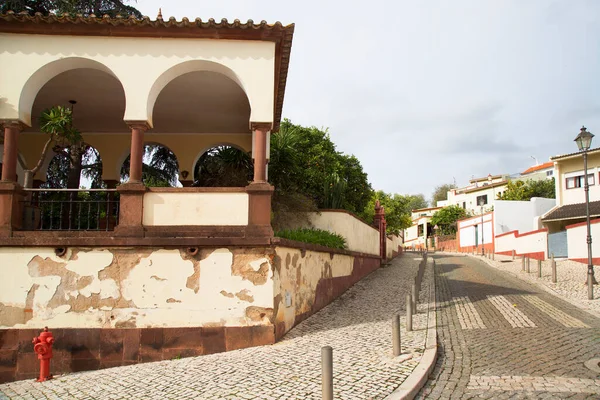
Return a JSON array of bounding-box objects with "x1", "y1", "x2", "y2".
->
[
  {"x1": 495, "y1": 230, "x2": 518, "y2": 238},
  {"x1": 565, "y1": 217, "x2": 600, "y2": 230},
  {"x1": 495, "y1": 228, "x2": 548, "y2": 239},
  {"x1": 457, "y1": 211, "x2": 494, "y2": 226},
  {"x1": 570, "y1": 257, "x2": 600, "y2": 265},
  {"x1": 517, "y1": 228, "x2": 548, "y2": 238}
]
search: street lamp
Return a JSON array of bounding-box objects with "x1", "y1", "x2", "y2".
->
[
  {"x1": 574, "y1": 126, "x2": 596, "y2": 300},
  {"x1": 479, "y1": 198, "x2": 485, "y2": 256}
]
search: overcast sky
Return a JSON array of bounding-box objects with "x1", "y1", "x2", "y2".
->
[{"x1": 136, "y1": 0, "x2": 600, "y2": 203}]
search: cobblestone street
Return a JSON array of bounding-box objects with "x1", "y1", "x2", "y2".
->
[
  {"x1": 0, "y1": 255, "x2": 433, "y2": 400},
  {"x1": 417, "y1": 254, "x2": 600, "y2": 400}
]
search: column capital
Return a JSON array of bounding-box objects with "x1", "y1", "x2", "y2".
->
[
  {"x1": 0, "y1": 120, "x2": 27, "y2": 131},
  {"x1": 125, "y1": 121, "x2": 151, "y2": 131},
  {"x1": 250, "y1": 122, "x2": 272, "y2": 132}
]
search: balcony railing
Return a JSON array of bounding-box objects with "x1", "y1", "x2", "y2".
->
[{"x1": 21, "y1": 189, "x2": 119, "y2": 231}]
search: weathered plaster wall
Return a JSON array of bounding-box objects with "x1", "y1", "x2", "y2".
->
[
  {"x1": 143, "y1": 192, "x2": 249, "y2": 226},
  {"x1": 272, "y1": 246, "x2": 380, "y2": 339},
  {"x1": 0, "y1": 247, "x2": 274, "y2": 329}
]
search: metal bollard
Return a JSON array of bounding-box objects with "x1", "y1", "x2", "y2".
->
[
  {"x1": 406, "y1": 294, "x2": 413, "y2": 332},
  {"x1": 551, "y1": 254, "x2": 557, "y2": 283},
  {"x1": 322, "y1": 346, "x2": 333, "y2": 400},
  {"x1": 522, "y1": 257, "x2": 525, "y2": 271},
  {"x1": 393, "y1": 314, "x2": 401, "y2": 357},
  {"x1": 412, "y1": 283, "x2": 417, "y2": 311},
  {"x1": 526, "y1": 257, "x2": 530, "y2": 273},
  {"x1": 512, "y1": 250, "x2": 515, "y2": 260},
  {"x1": 492, "y1": 252, "x2": 495, "y2": 261},
  {"x1": 537, "y1": 259, "x2": 542, "y2": 278}
]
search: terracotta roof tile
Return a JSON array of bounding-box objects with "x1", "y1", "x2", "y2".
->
[
  {"x1": 542, "y1": 201, "x2": 600, "y2": 222},
  {"x1": 0, "y1": 12, "x2": 294, "y2": 131},
  {"x1": 521, "y1": 161, "x2": 554, "y2": 175}
]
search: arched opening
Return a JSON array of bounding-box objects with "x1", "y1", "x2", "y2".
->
[
  {"x1": 19, "y1": 57, "x2": 122, "y2": 126},
  {"x1": 19, "y1": 64, "x2": 126, "y2": 231},
  {"x1": 120, "y1": 143, "x2": 181, "y2": 187},
  {"x1": 42, "y1": 146, "x2": 104, "y2": 189},
  {"x1": 193, "y1": 145, "x2": 253, "y2": 187},
  {"x1": 32, "y1": 146, "x2": 113, "y2": 230},
  {"x1": 151, "y1": 69, "x2": 251, "y2": 134},
  {"x1": 22, "y1": 65, "x2": 127, "y2": 186}
]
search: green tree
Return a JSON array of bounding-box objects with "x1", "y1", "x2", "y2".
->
[
  {"x1": 121, "y1": 144, "x2": 180, "y2": 187},
  {"x1": 431, "y1": 183, "x2": 456, "y2": 206},
  {"x1": 498, "y1": 178, "x2": 555, "y2": 201},
  {"x1": 1, "y1": 0, "x2": 142, "y2": 17},
  {"x1": 360, "y1": 191, "x2": 427, "y2": 235},
  {"x1": 193, "y1": 146, "x2": 253, "y2": 187},
  {"x1": 269, "y1": 119, "x2": 373, "y2": 215},
  {"x1": 430, "y1": 205, "x2": 468, "y2": 235},
  {"x1": 33, "y1": 105, "x2": 102, "y2": 190}
]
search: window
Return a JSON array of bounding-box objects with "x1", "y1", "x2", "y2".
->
[
  {"x1": 417, "y1": 224, "x2": 424, "y2": 237},
  {"x1": 462, "y1": 202, "x2": 466, "y2": 209},
  {"x1": 546, "y1": 170, "x2": 553, "y2": 177},
  {"x1": 476, "y1": 194, "x2": 488, "y2": 206},
  {"x1": 566, "y1": 174, "x2": 595, "y2": 189}
]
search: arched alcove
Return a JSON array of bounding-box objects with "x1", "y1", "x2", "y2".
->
[
  {"x1": 193, "y1": 145, "x2": 253, "y2": 187},
  {"x1": 120, "y1": 143, "x2": 180, "y2": 187}
]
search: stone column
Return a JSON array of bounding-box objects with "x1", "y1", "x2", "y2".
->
[
  {"x1": 246, "y1": 122, "x2": 274, "y2": 238},
  {"x1": 1, "y1": 122, "x2": 21, "y2": 182},
  {"x1": 252, "y1": 124, "x2": 269, "y2": 183},
  {"x1": 0, "y1": 121, "x2": 24, "y2": 237},
  {"x1": 128, "y1": 122, "x2": 148, "y2": 183},
  {"x1": 114, "y1": 122, "x2": 149, "y2": 237}
]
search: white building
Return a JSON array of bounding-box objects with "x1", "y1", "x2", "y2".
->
[
  {"x1": 403, "y1": 206, "x2": 442, "y2": 249},
  {"x1": 519, "y1": 161, "x2": 554, "y2": 182},
  {"x1": 439, "y1": 174, "x2": 509, "y2": 215}
]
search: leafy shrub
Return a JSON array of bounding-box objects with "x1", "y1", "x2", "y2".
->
[{"x1": 275, "y1": 228, "x2": 347, "y2": 250}]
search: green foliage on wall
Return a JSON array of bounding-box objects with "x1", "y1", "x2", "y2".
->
[
  {"x1": 497, "y1": 178, "x2": 555, "y2": 201},
  {"x1": 269, "y1": 119, "x2": 373, "y2": 230},
  {"x1": 430, "y1": 205, "x2": 469, "y2": 235},
  {"x1": 275, "y1": 228, "x2": 347, "y2": 250}
]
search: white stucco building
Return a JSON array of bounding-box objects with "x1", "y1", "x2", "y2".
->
[{"x1": 438, "y1": 174, "x2": 508, "y2": 215}]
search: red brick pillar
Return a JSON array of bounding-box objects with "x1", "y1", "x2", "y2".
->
[
  {"x1": 252, "y1": 124, "x2": 269, "y2": 183},
  {"x1": 1, "y1": 122, "x2": 20, "y2": 182},
  {"x1": 0, "y1": 121, "x2": 24, "y2": 237},
  {"x1": 246, "y1": 123, "x2": 273, "y2": 238},
  {"x1": 128, "y1": 123, "x2": 147, "y2": 183},
  {"x1": 114, "y1": 122, "x2": 149, "y2": 237},
  {"x1": 373, "y1": 200, "x2": 387, "y2": 261}
]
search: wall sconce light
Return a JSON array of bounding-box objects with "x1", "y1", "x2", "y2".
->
[{"x1": 180, "y1": 170, "x2": 189, "y2": 179}]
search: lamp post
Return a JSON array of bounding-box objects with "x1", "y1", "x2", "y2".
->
[
  {"x1": 479, "y1": 199, "x2": 485, "y2": 256},
  {"x1": 574, "y1": 126, "x2": 596, "y2": 300}
]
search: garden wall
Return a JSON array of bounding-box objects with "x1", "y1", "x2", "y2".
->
[
  {"x1": 292, "y1": 210, "x2": 380, "y2": 256},
  {"x1": 495, "y1": 229, "x2": 548, "y2": 260},
  {"x1": 566, "y1": 218, "x2": 600, "y2": 264}
]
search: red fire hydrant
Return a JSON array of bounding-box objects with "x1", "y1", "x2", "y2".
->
[{"x1": 32, "y1": 327, "x2": 54, "y2": 382}]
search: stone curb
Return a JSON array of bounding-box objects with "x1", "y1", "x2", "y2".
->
[
  {"x1": 385, "y1": 257, "x2": 437, "y2": 400},
  {"x1": 461, "y1": 253, "x2": 600, "y2": 320}
]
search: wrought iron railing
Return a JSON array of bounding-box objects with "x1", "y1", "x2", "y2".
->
[{"x1": 21, "y1": 189, "x2": 119, "y2": 231}]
